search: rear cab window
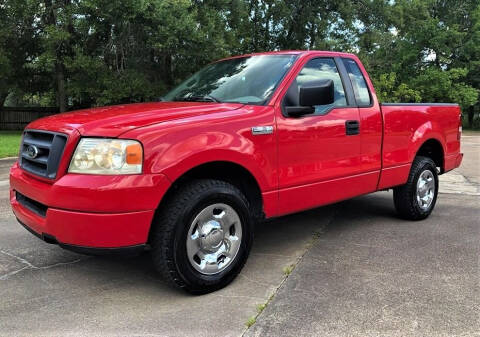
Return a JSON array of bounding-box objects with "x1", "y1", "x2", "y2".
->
[{"x1": 342, "y1": 58, "x2": 372, "y2": 107}]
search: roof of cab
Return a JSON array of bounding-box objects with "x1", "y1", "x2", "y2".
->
[{"x1": 219, "y1": 50, "x2": 358, "y2": 61}]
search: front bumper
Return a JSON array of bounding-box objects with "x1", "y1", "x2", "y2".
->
[{"x1": 10, "y1": 162, "x2": 171, "y2": 249}]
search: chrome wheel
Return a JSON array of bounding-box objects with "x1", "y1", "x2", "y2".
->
[
  {"x1": 186, "y1": 203, "x2": 242, "y2": 275},
  {"x1": 416, "y1": 169, "x2": 435, "y2": 210}
]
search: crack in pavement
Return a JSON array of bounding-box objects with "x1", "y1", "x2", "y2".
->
[
  {"x1": 0, "y1": 266, "x2": 30, "y2": 281},
  {"x1": 212, "y1": 294, "x2": 265, "y2": 301},
  {"x1": 238, "y1": 273, "x2": 276, "y2": 288},
  {"x1": 241, "y1": 205, "x2": 341, "y2": 336},
  {"x1": 0, "y1": 250, "x2": 89, "y2": 280}
]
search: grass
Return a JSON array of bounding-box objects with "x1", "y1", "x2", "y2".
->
[
  {"x1": 282, "y1": 264, "x2": 295, "y2": 276},
  {"x1": 0, "y1": 131, "x2": 22, "y2": 158},
  {"x1": 245, "y1": 316, "x2": 257, "y2": 328},
  {"x1": 245, "y1": 302, "x2": 269, "y2": 328},
  {"x1": 245, "y1": 264, "x2": 298, "y2": 328},
  {"x1": 256, "y1": 303, "x2": 267, "y2": 313},
  {"x1": 463, "y1": 129, "x2": 480, "y2": 135}
]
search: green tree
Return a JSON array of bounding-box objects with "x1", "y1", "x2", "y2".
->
[
  {"x1": 0, "y1": 0, "x2": 478, "y2": 128},
  {"x1": 356, "y1": 0, "x2": 478, "y2": 115},
  {"x1": 0, "y1": 0, "x2": 40, "y2": 107},
  {"x1": 373, "y1": 72, "x2": 421, "y2": 103},
  {"x1": 452, "y1": 2, "x2": 480, "y2": 127}
]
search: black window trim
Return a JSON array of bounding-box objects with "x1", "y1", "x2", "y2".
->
[
  {"x1": 341, "y1": 57, "x2": 374, "y2": 108},
  {"x1": 334, "y1": 57, "x2": 356, "y2": 106},
  {"x1": 281, "y1": 56, "x2": 358, "y2": 118}
]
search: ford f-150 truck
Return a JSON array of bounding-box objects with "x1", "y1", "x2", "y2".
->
[{"x1": 10, "y1": 51, "x2": 463, "y2": 293}]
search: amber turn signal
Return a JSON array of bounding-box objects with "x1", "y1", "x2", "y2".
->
[{"x1": 126, "y1": 143, "x2": 143, "y2": 165}]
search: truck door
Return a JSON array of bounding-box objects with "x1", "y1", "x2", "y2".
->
[{"x1": 275, "y1": 56, "x2": 378, "y2": 215}]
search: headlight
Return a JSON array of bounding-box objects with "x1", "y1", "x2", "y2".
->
[{"x1": 69, "y1": 138, "x2": 143, "y2": 174}]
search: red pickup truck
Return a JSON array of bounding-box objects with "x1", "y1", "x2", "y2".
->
[{"x1": 10, "y1": 51, "x2": 463, "y2": 293}]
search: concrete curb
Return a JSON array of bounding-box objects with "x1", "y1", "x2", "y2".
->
[{"x1": 0, "y1": 157, "x2": 18, "y2": 161}]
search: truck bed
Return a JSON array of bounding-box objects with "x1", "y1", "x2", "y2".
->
[{"x1": 378, "y1": 103, "x2": 462, "y2": 189}]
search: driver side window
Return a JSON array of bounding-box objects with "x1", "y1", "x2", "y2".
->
[{"x1": 285, "y1": 58, "x2": 347, "y2": 115}]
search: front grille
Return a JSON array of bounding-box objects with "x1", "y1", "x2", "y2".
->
[
  {"x1": 15, "y1": 191, "x2": 48, "y2": 217},
  {"x1": 20, "y1": 130, "x2": 67, "y2": 179}
]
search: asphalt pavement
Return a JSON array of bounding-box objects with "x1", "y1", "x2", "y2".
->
[
  {"x1": 0, "y1": 134, "x2": 478, "y2": 337},
  {"x1": 246, "y1": 133, "x2": 480, "y2": 337},
  {"x1": 0, "y1": 158, "x2": 336, "y2": 337}
]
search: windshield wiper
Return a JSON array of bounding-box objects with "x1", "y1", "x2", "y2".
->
[{"x1": 177, "y1": 95, "x2": 222, "y2": 103}]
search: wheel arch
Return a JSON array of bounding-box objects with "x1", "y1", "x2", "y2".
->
[
  {"x1": 414, "y1": 138, "x2": 445, "y2": 173},
  {"x1": 152, "y1": 161, "x2": 264, "y2": 238}
]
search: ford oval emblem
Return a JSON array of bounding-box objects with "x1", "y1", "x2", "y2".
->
[{"x1": 26, "y1": 145, "x2": 39, "y2": 159}]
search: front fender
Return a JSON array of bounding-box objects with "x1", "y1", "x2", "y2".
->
[
  {"x1": 158, "y1": 146, "x2": 274, "y2": 192},
  {"x1": 121, "y1": 106, "x2": 277, "y2": 192}
]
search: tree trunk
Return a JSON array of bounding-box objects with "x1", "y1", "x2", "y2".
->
[
  {"x1": 308, "y1": 23, "x2": 317, "y2": 49},
  {"x1": 44, "y1": 0, "x2": 68, "y2": 112},
  {"x1": 56, "y1": 63, "x2": 67, "y2": 112},
  {"x1": 165, "y1": 54, "x2": 173, "y2": 87},
  {"x1": 0, "y1": 92, "x2": 8, "y2": 109},
  {"x1": 468, "y1": 105, "x2": 474, "y2": 129}
]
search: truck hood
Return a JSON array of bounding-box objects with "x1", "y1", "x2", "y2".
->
[{"x1": 26, "y1": 102, "x2": 244, "y2": 137}]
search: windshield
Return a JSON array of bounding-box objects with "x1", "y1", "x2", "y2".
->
[{"x1": 162, "y1": 55, "x2": 297, "y2": 105}]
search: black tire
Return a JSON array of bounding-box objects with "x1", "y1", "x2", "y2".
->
[
  {"x1": 150, "y1": 179, "x2": 254, "y2": 294},
  {"x1": 393, "y1": 156, "x2": 439, "y2": 220}
]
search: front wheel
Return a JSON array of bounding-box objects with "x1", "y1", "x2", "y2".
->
[
  {"x1": 393, "y1": 156, "x2": 439, "y2": 220},
  {"x1": 150, "y1": 179, "x2": 253, "y2": 294}
]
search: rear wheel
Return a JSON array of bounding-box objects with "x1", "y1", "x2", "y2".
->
[
  {"x1": 150, "y1": 179, "x2": 253, "y2": 294},
  {"x1": 393, "y1": 156, "x2": 439, "y2": 220}
]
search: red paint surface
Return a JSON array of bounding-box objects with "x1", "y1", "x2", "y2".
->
[
  {"x1": 11, "y1": 189, "x2": 154, "y2": 247},
  {"x1": 10, "y1": 51, "x2": 462, "y2": 248}
]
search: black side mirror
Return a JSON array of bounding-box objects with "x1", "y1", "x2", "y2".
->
[
  {"x1": 286, "y1": 79, "x2": 334, "y2": 117},
  {"x1": 299, "y1": 79, "x2": 334, "y2": 106}
]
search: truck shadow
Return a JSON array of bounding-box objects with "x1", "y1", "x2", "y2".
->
[{"x1": 88, "y1": 191, "x2": 397, "y2": 295}]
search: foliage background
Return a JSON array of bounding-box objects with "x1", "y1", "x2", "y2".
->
[{"x1": 1, "y1": 0, "x2": 479, "y2": 127}]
